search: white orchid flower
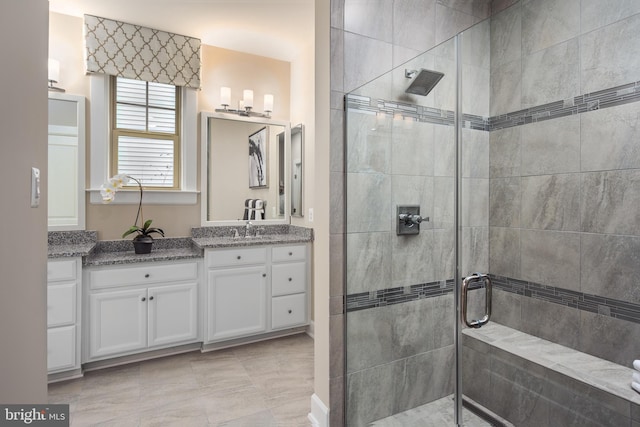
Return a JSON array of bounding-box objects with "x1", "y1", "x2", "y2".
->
[
  {"x1": 100, "y1": 183, "x2": 116, "y2": 202},
  {"x1": 110, "y1": 174, "x2": 130, "y2": 188}
]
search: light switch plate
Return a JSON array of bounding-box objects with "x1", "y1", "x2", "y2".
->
[{"x1": 31, "y1": 167, "x2": 40, "y2": 208}]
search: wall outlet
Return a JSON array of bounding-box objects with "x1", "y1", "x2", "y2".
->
[{"x1": 308, "y1": 208, "x2": 314, "y2": 222}]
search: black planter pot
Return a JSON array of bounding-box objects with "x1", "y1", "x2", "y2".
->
[{"x1": 132, "y1": 236, "x2": 153, "y2": 254}]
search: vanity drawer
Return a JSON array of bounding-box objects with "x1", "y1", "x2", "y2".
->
[
  {"x1": 272, "y1": 245, "x2": 306, "y2": 263},
  {"x1": 272, "y1": 262, "x2": 307, "y2": 296},
  {"x1": 272, "y1": 293, "x2": 307, "y2": 330},
  {"x1": 90, "y1": 261, "x2": 198, "y2": 289},
  {"x1": 47, "y1": 282, "x2": 76, "y2": 327},
  {"x1": 207, "y1": 247, "x2": 267, "y2": 268},
  {"x1": 47, "y1": 259, "x2": 77, "y2": 282}
]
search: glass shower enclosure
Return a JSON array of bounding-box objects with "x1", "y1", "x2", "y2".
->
[{"x1": 344, "y1": 20, "x2": 494, "y2": 426}]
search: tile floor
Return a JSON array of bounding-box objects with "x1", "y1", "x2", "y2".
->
[{"x1": 48, "y1": 334, "x2": 314, "y2": 427}]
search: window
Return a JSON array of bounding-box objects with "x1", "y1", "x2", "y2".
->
[{"x1": 111, "y1": 77, "x2": 181, "y2": 188}]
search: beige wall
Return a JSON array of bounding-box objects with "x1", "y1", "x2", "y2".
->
[
  {"x1": 49, "y1": 13, "x2": 293, "y2": 239},
  {"x1": 0, "y1": 0, "x2": 49, "y2": 403}
]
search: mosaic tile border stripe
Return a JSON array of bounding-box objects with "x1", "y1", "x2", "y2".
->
[
  {"x1": 346, "y1": 280, "x2": 455, "y2": 312},
  {"x1": 490, "y1": 275, "x2": 640, "y2": 324},
  {"x1": 346, "y1": 80, "x2": 640, "y2": 131},
  {"x1": 346, "y1": 275, "x2": 640, "y2": 325}
]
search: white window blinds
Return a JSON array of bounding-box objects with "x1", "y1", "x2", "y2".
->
[{"x1": 112, "y1": 77, "x2": 180, "y2": 188}]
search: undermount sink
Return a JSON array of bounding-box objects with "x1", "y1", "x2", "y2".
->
[{"x1": 233, "y1": 234, "x2": 280, "y2": 241}]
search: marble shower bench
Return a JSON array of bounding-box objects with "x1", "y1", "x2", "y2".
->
[{"x1": 463, "y1": 323, "x2": 640, "y2": 427}]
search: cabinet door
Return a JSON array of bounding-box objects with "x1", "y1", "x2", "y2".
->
[
  {"x1": 148, "y1": 282, "x2": 198, "y2": 347},
  {"x1": 47, "y1": 325, "x2": 75, "y2": 372},
  {"x1": 207, "y1": 266, "x2": 267, "y2": 342},
  {"x1": 89, "y1": 289, "x2": 147, "y2": 359}
]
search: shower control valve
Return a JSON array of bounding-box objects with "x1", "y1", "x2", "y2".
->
[{"x1": 398, "y1": 213, "x2": 423, "y2": 227}]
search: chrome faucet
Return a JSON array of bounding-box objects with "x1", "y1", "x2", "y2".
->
[{"x1": 245, "y1": 221, "x2": 253, "y2": 237}]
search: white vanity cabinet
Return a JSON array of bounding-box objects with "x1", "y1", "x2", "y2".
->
[
  {"x1": 47, "y1": 258, "x2": 82, "y2": 379},
  {"x1": 85, "y1": 260, "x2": 200, "y2": 362},
  {"x1": 204, "y1": 243, "x2": 309, "y2": 345}
]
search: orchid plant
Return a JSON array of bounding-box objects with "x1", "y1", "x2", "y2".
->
[{"x1": 100, "y1": 174, "x2": 165, "y2": 240}]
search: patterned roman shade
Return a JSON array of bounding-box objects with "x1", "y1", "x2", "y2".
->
[{"x1": 84, "y1": 15, "x2": 201, "y2": 89}]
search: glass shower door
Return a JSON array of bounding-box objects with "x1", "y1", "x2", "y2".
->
[{"x1": 344, "y1": 19, "x2": 494, "y2": 426}]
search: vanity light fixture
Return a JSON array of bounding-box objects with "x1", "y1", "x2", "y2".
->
[
  {"x1": 48, "y1": 58, "x2": 65, "y2": 92},
  {"x1": 216, "y1": 87, "x2": 273, "y2": 118}
]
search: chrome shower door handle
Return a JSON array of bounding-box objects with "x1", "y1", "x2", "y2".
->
[{"x1": 461, "y1": 273, "x2": 492, "y2": 329}]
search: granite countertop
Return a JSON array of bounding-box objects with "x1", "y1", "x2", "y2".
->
[
  {"x1": 48, "y1": 230, "x2": 98, "y2": 258},
  {"x1": 48, "y1": 225, "x2": 313, "y2": 265},
  {"x1": 191, "y1": 224, "x2": 314, "y2": 249},
  {"x1": 84, "y1": 238, "x2": 203, "y2": 266}
]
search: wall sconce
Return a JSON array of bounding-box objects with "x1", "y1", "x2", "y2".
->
[
  {"x1": 216, "y1": 87, "x2": 273, "y2": 118},
  {"x1": 48, "y1": 58, "x2": 65, "y2": 92}
]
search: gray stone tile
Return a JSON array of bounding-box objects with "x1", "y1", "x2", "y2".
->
[
  {"x1": 581, "y1": 101, "x2": 640, "y2": 172},
  {"x1": 581, "y1": 170, "x2": 640, "y2": 235},
  {"x1": 392, "y1": 229, "x2": 436, "y2": 285},
  {"x1": 438, "y1": 0, "x2": 491, "y2": 19},
  {"x1": 491, "y1": 288, "x2": 522, "y2": 330},
  {"x1": 491, "y1": 0, "x2": 518, "y2": 15},
  {"x1": 344, "y1": 32, "x2": 393, "y2": 93},
  {"x1": 330, "y1": 108, "x2": 344, "y2": 173},
  {"x1": 346, "y1": 231, "x2": 391, "y2": 294},
  {"x1": 521, "y1": 114, "x2": 580, "y2": 176},
  {"x1": 331, "y1": 0, "x2": 344, "y2": 29},
  {"x1": 581, "y1": 13, "x2": 640, "y2": 94},
  {"x1": 431, "y1": 228, "x2": 455, "y2": 281},
  {"x1": 581, "y1": 233, "x2": 640, "y2": 303},
  {"x1": 462, "y1": 178, "x2": 489, "y2": 227},
  {"x1": 520, "y1": 229, "x2": 580, "y2": 291},
  {"x1": 331, "y1": 28, "x2": 344, "y2": 93},
  {"x1": 462, "y1": 129, "x2": 490, "y2": 178},
  {"x1": 581, "y1": 0, "x2": 640, "y2": 34},
  {"x1": 489, "y1": 226, "x2": 520, "y2": 278},
  {"x1": 435, "y1": 3, "x2": 478, "y2": 45},
  {"x1": 331, "y1": 90, "x2": 344, "y2": 110},
  {"x1": 392, "y1": 44, "x2": 422, "y2": 69},
  {"x1": 346, "y1": 359, "x2": 405, "y2": 425},
  {"x1": 330, "y1": 234, "x2": 344, "y2": 297},
  {"x1": 461, "y1": 18, "x2": 491, "y2": 70},
  {"x1": 521, "y1": 0, "x2": 579, "y2": 55},
  {"x1": 433, "y1": 177, "x2": 454, "y2": 228},
  {"x1": 633, "y1": 402, "x2": 640, "y2": 422},
  {"x1": 434, "y1": 124, "x2": 455, "y2": 177},
  {"x1": 330, "y1": 376, "x2": 345, "y2": 427},
  {"x1": 330, "y1": 171, "x2": 345, "y2": 234},
  {"x1": 489, "y1": 177, "x2": 520, "y2": 227},
  {"x1": 344, "y1": 0, "x2": 393, "y2": 43},
  {"x1": 520, "y1": 173, "x2": 581, "y2": 231},
  {"x1": 397, "y1": 346, "x2": 455, "y2": 412},
  {"x1": 330, "y1": 314, "x2": 345, "y2": 379},
  {"x1": 346, "y1": 172, "x2": 391, "y2": 233},
  {"x1": 522, "y1": 38, "x2": 580, "y2": 109},
  {"x1": 393, "y1": 0, "x2": 437, "y2": 53},
  {"x1": 433, "y1": 55, "x2": 457, "y2": 112},
  {"x1": 346, "y1": 110, "x2": 390, "y2": 174},
  {"x1": 490, "y1": 2, "x2": 521, "y2": 69},
  {"x1": 520, "y1": 297, "x2": 580, "y2": 349},
  {"x1": 579, "y1": 311, "x2": 640, "y2": 366},
  {"x1": 461, "y1": 226, "x2": 489, "y2": 277},
  {"x1": 490, "y1": 126, "x2": 521, "y2": 178},
  {"x1": 463, "y1": 63, "x2": 490, "y2": 116},
  {"x1": 490, "y1": 58, "x2": 522, "y2": 116},
  {"x1": 391, "y1": 121, "x2": 434, "y2": 177}
]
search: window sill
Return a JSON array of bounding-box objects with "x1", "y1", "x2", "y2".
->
[{"x1": 88, "y1": 189, "x2": 199, "y2": 205}]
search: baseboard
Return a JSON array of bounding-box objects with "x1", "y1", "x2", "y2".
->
[
  {"x1": 308, "y1": 393, "x2": 329, "y2": 427},
  {"x1": 306, "y1": 320, "x2": 315, "y2": 339}
]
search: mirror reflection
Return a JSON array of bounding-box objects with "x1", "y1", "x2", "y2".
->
[
  {"x1": 205, "y1": 115, "x2": 289, "y2": 222},
  {"x1": 291, "y1": 124, "x2": 303, "y2": 217},
  {"x1": 48, "y1": 93, "x2": 85, "y2": 230}
]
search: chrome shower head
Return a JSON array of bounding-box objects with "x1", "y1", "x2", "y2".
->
[{"x1": 405, "y1": 68, "x2": 444, "y2": 96}]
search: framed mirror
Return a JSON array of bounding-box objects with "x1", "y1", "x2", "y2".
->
[
  {"x1": 291, "y1": 124, "x2": 304, "y2": 217},
  {"x1": 201, "y1": 112, "x2": 291, "y2": 225},
  {"x1": 48, "y1": 93, "x2": 86, "y2": 230}
]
